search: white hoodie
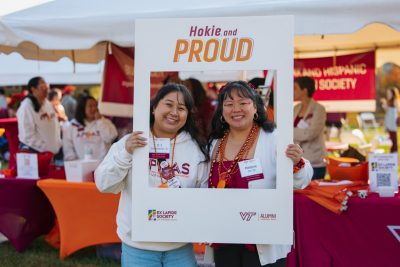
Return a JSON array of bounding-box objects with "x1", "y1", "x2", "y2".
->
[
  {"x1": 95, "y1": 131, "x2": 209, "y2": 251},
  {"x1": 207, "y1": 129, "x2": 313, "y2": 266},
  {"x1": 62, "y1": 118, "x2": 118, "y2": 161},
  {"x1": 16, "y1": 98, "x2": 61, "y2": 153}
]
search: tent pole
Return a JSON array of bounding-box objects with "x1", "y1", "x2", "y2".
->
[{"x1": 71, "y1": 50, "x2": 76, "y2": 73}]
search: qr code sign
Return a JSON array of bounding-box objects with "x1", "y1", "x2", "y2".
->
[{"x1": 377, "y1": 173, "x2": 391, "y2": 187}]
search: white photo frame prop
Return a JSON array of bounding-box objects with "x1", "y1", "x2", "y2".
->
[{"x1": 133, "y1": 16, "x2": 294, "y2": 244}]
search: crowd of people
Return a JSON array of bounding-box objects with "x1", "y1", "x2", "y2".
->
[
  {"x1": 1, "y1": 74, "x2": 398, "y2": 266},
  {"x1": 14, "y1": 76, "x2": 118, "y2": 162}
]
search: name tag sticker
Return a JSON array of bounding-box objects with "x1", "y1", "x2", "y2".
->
[
  {"x1": 149, "y1": 138, "x2": 170, "y2": 159},
  {"x1": 239, "y1": 158, "x2": 264, "y2": 180}
]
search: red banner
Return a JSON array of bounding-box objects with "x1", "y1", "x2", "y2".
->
[
  {"x1": 294, "y1": 51, "x2": 375, "y2": 104},
  {"x1": 100, "y1": 44, "x2": 176, "y2": 117}
]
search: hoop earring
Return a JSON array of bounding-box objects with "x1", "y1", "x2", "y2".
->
[
  {"x1": 253, "y1": 113, "x2": 259, "y2": 121},
  {"x1": 220, "y1": 116, "x2": 226, "y2": 123}
]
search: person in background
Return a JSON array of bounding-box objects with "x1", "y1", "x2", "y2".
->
[
  {"x1": 48, "y1": 89, "x2": 68, "y2": 124},
  {"x1": 184, "y1": 78, "x2": 215, "y2": 139},
  {"x1": 325, "y1": 112, "x2": 346, "y2": 141},
  {"x1": 95, "y1": 83, "x2": 209, "y2": 267},
  {"x1": 16, "y1": 77, "x2": 61, "y2": 154},
  {"x1": 163, "y1": 72, "x2": 182, "y2": 85},
  {"x1": 207, "y1": 83, "x2": 219, "y2": 109},
  {"x1": 248, "y1": 77, "x2": 274, "y2": 122},
  {"x1": 293, "y1": 76, "x2": 326, "y2": 180},
  {"x1": 63, "y1": 95, "x2": 118, "y2": 161},
  {"x1": 61, "y1": 85, "x2": 77, "y2": 121},
  {"x1": 381, "y1": 86, "x2": 399, "y2": 153},
  {"x1": 0, "y1": 88, "x2": 9, "y2": 118},
  {"x1": 0, "y1": 88, "x2": 8, "y2": 109},
  {"x1": 0, "y1": 88, "x2": 9, "y2": 161},
  {"x1": 207, "y1": 81, "x2": 312, "y2": 267}
]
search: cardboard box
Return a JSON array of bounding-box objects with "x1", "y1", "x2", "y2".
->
[{"x1": 64, "y1": 159, "x2": 99, "y2": 182}]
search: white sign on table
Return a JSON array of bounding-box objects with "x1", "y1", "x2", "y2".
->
[
  {"x1": 132, "y1": 16, "x2": 294, "y2": 244},
  {"x1": 369, "y1": 153, "x2": 398, "y2": 193},
  {"x1": 16, "y1": 152, "x2": 39, "y2": 179}
]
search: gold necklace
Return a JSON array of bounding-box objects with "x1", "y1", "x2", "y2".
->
[{"x1": 209, "y1": 123, "x2": 260, "y2": 188}]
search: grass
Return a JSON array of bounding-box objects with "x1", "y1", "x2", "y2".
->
[{"x1": 0, "y1": 237, "x2": 120, "y2": 267}]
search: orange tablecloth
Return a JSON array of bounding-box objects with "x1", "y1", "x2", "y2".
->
[{"x1": 37, "y1": 179, "x2": 120, "y2": 259}]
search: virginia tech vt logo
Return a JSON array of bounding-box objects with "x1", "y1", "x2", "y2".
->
[{"x1": 240, "y1": 212, "x2": 257, "y2": 221}]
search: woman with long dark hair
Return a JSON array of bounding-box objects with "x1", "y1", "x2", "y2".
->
[
  {"x1": 184, "y1": 78, "x2": 215, "y2": 139},
  {"x1": 95, "y1": 83, "x2": 209, "y2": 267},
  {"x1": 16, "y1": 76, "x2": 61, "y2": 153},
  {"x1": 207, "y1": 81, "x2": 312, "y2": 267},
  {"x1": 63, "y1": 95, "x2": 117, "y2": 161}
]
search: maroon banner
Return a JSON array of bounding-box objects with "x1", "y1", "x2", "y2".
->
[
  {"x1": 294, "y1": 51, "x2": 375, "y2": 101},
  {"x1": 102, "y1": 44, "x2": 134, "y2": 105},
  {"x1": 101, "y1": 44, "x2": 176, "y2": 117}
]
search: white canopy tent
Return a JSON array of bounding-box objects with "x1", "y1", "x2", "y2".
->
[
  {"x1": 0, "y1": 53, "x2": 103, "y2": 86},
  {"x1": 0, "y1": 0, "x2": 400, "y2": 64}
]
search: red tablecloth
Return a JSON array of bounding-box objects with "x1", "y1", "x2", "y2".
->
[
  {"x1": 0, "y1": 177, "x2": 55, "y2": 252},
  {"x1": 0, "y1": 118, "x2": 18, "y2": 170},
  {"x1": 287, "y1": 193, "x2": 400, "y2": 267}
]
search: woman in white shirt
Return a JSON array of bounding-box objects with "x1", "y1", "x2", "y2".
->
[
  {"x1": 95, "y1": 83, "x2": 210, "y2": 267},
  {"x1": 207, "y1": 81, "x2": 312, "y2": 267},
  {"x1": 381, "y1": 86, "x2": 399, "y2": 153},
  {"x1": 63, "y1": 95, "x2": 118, "y2": 161},
  {"x1": 17, "y1": 77, "x2": 61, "y2": 153}
]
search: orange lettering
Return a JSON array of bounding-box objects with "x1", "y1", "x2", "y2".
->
[
  {"x1": 221, "y1": 38, "x2": 237, "y2": 62},
  {"x1": 173, "y1": 39, "x2": 189, "y2": 62},
  {"x1": 204, "y1": 39, "x2": 219, "y2": 62},
  {"x1": 236, "y1": 38, "x2": 253, "y2": 61},
  {"x1": 188, "y1": 39, "x2": 203, "y2": 62}
]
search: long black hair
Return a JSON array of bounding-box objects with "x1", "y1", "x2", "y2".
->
[
  {"x1": 209, "y1": 81, "x2": 275, "y2": 140},
  {"x1": 26, "y1": 76, "x2": 43, "y2": 112},
  {"x1": 150, "y1": 83, "x2": 209, "y2": 161},
  {"x1": 75, "y1": 95, "x2": 96, "y2": 126},
  {"x1": 186, "y1": 78, "x2": 207, "y2": 108}
]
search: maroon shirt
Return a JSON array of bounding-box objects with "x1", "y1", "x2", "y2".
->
[
  {"x1": 208, "y1": 160, "x2": 257, "y2": 251},
  {"x1": 208, "y1": 160, "x2": 251, "y2": 189},
  {"x1": 294, "y1": 115, "x2": 303, "y2": 128}
]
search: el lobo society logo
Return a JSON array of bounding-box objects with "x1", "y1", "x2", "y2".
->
[
  {"x1": 240, "y1": 212, "x2": 277, "y2": 221},
  {"x1": 148, "y1": 210, "x2": 177, "y2": 221}
]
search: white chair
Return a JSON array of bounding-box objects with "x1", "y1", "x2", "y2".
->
[{"x1": 357, "y1": 112, "x2": 379, "y2": 129}]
